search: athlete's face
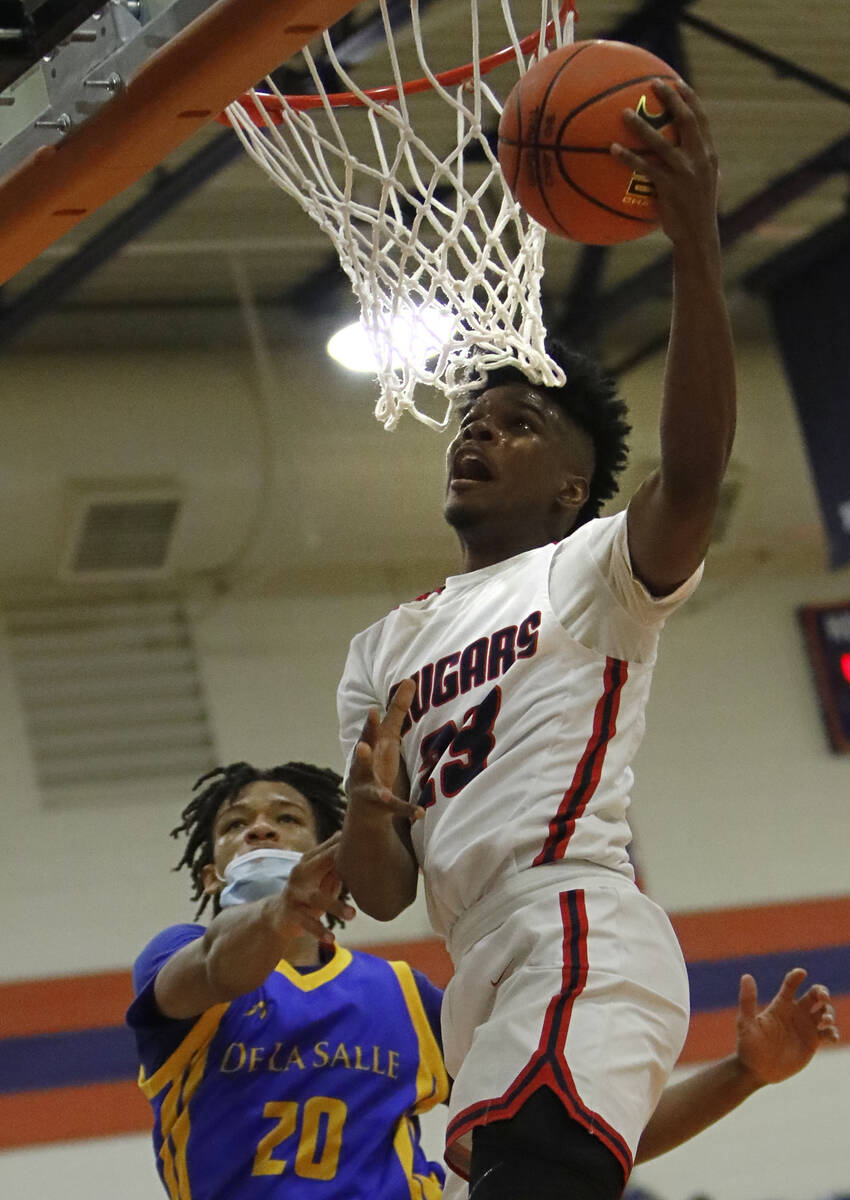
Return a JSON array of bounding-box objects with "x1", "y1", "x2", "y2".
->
[
  {"x1": 445, "y1": 383, "x2": 592, "y2": 543},
  {"x1": 201, "y1": 780, "x2": 319, "y2": 900}
]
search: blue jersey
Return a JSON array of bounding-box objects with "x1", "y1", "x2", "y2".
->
[{"x1": 127, "y1": 926, "x2": 448, "y2": 1200}]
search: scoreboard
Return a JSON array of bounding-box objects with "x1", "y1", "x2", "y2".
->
[{"x1": 799, "y1": 601, "x2": 850, "y2": 754}]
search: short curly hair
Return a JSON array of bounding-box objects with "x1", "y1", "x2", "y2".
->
[
  {"x1": 461, "y1": 340, "x2": 631, "y2": 526},
  {"x1": 171, "y1": 760, "x2": 347, "y2": 922}
]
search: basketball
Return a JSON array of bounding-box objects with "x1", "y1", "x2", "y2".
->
[{"x1": 498, "y1": 40, "x2": 682, "y2": 245}]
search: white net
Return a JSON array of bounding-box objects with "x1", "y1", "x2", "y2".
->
[{"x1": 226, "y1": 1, "x2": 573, "y2": 430}]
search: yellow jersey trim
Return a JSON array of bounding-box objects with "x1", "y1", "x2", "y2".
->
[
  {"x1": 388, "y1": 961, "x2": 448, "y2": 1199},
  {"x1": 139, "y1": 1002, "x2": 229, "y2": 1100},
  {"x1": 388, "y1": 960, "x2": 449, "y2": 1113},
  {"x1": 151, "y1": 1021, "x2": 219, "y2": 1200},
  {"x1": 173, "y1": 1031, "x2": 216, "y2": 1200},
  {"x1": 272, "y1": 943, "x2": 352, "y2": 991},
  {"x1": 138, "y1": 1004, "x2": 227, "y2": 1199},
  {"x1": 392, "y1": 1115, "x2": 445, "y2": 1200}
]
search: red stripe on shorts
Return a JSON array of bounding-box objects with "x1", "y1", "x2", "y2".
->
[
  {"x1": 445, "y1": 889, "x2": 633, "y2": 1180},
  {"x1": 533, "y1": 656, "x2": 628, "y2": 865}
]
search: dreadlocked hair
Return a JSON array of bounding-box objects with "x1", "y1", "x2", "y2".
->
[
  {"x1": 171, "y1": 760, "x2": 347, "y2": 923},
  {"x1": 462, "y1": 339, "x2": 631, "y2": 527}
]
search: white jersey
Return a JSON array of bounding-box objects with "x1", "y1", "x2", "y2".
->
[{"x1": 338, "y1": 510, "x2": 701, "y2": 939}]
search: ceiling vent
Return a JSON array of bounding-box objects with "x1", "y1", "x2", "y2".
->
[
  {"x1": 5, "y1": 594, "x2": 216, "y2": 806},
  {"x1": 59, "y1": 484, "x2": 182, "y2": 581}
]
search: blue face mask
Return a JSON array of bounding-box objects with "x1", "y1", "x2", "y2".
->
[{"x1": 217, "y1": 848, "x2": 303, "y2": 908}]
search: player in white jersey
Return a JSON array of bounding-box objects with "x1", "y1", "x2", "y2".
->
[{"x1": 337, "y1": 81, "x2": 737, "y2": 1199}]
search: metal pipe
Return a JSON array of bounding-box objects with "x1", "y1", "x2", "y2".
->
[{"x1": 681, "y1": 11, "x2": 850, "y2": 107}]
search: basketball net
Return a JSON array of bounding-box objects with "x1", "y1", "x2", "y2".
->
[{"x1": 225, "y1": 1, "x2": 574, "y2": 430}]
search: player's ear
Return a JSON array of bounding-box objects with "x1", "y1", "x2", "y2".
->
[
  {"x1": 201, "y1": 862, "x2": 222, "y2": 897},
  {"x1": 557, "y1": 473, "x2": 589, "y2": 512}
]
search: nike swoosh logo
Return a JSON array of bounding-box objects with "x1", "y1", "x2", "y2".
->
[
  {"x1": 635, "y1": 93, "x2": 672, "y2": 130},
  {"x1": 490, "y1": 961, "x2": 514, "y2": 988}
]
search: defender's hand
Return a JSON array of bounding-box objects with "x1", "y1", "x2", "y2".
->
[
  {"x1": 347, "y1": 679, "x2": 424, "y2": 824},
  {"x1": 278, "y1": 833, "x2": 356, "y2": 944},
  {"x1": 736, "y1": 968, "x2": 839, "y2": 1087}
]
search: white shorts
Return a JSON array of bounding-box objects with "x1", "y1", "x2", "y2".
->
[{"x1": 441, "y1": 864, "x2": 690, "y2": 1182}]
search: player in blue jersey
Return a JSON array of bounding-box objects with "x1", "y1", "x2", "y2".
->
[
  {"x1": 127, "y1": 760, "x2": 448, "y2": 1200},
  {"x1": 128, "y1": 757, "x2": 838, "y2": 1200}
]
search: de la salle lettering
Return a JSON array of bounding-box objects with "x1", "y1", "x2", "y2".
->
[{"x1": 219, "y1": 1040, "x2": 400, "y2": 1078}]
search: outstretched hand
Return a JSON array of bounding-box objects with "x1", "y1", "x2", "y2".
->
[
  {"x1": 612, "y1": 78, "x2": 719, "y2": 249},
  {"x1": 736, "y1": 968, "x2": 839, "y2": 1087},
  {"x1": 280, "y1": 832, "x2": 355, "y2": 945},
  {"x1": 347, "y1": 678, "x2": 424, "y2": 825}
]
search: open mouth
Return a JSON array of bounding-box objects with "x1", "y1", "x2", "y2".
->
[{"x1": 452, "y1": 452, "x2": 493, "y2": 482}]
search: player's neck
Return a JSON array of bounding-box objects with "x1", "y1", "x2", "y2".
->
[
  {"x1": 285, "y1": 933, "x2": 326, "y2": 968},
  {"x1": 457, "y1": 525, "x2": 559, "y2": 573}
]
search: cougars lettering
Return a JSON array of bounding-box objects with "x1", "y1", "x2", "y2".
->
[{"x1": 392, "y1": 610, "x2": 541, "y2": 735}]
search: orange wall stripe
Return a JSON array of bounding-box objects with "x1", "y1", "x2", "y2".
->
[
  {"x1": 679, "y1": 1007, "x2": 740, "y2": 1064},
  {"x1": 358, "y1": 937, "x2": 455, "y2": 989},
  {"x1": 671, "y1": 895, "x2": 850, "y2": 961},
  {"x1": 0, "y1": 1080, "x2": 149, "y2": 1149},
  {"x1": 2, "y1": 1000, "x2": 847, "y2": 1151},
  {"x1": 679, "y1": 992, "x2": 850, "y2": 1064},
  {"x1": 0, "y1": 944, "x2": 455, "y2": 1037},
  {"x1": 0, "y1": 969, "x2": 134, "y2": 1038},
  {"x1": 2, "y1": 895, "x2": 848, "y2": 1037},
  {"x1": 0, "y1": 949, "x2": 848, "y2": 1149}
]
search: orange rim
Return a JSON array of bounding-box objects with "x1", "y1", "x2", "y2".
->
[{"x1": 220, "y1": 1, "x2": 575, "y2": 123}]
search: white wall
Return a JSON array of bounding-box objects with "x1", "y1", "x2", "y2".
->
[
  {"x1": 0, "y1": 588, "x2": 438, "y2": 980},
  {"x1": 631, "y1": 1049, "x2": 850, "y2": 1200},
  {"x1": 631, "y1": 565, "x2": 850, "y2": 911}
]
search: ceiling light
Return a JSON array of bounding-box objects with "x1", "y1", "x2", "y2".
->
[{"x1": 327, "y1": 306, "x2": 455, "y2": 374}]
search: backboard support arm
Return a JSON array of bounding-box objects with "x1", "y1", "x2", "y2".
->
[{"x1": 0, "y1": 0, "x2": 361, "y2": 284}]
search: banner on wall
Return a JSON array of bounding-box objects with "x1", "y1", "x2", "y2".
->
[{"x1": 748, "y1": 215, "x2": 850, "y2": 569}]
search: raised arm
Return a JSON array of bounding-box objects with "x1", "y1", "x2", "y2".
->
[
  {"x1": 635, "y1": 968, "x2": 838, "y2": 1163},
  {"x1": 154, "y1": 835, "x2": 353, "y2": 1020},
  {"x1": 612, "y1": 80, "x2": 737, "y2": 596},
  {"x1": 336, "y1": 679, "x2": 424, "y2": 921}
]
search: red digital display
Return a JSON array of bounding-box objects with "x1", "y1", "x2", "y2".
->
[{"x1": 799, "y1": 602, "x2": 850, "y2": 754}]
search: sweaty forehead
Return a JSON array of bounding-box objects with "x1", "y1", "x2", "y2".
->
[
  {"x1": 216, "y1": 780, "x2": 311, "y2": 821},
  {"x1": 463, "y1": 382, "x2": 596, "y2": 480},
  {"x1": 460, "y1": 383, "x2": 572, "y2": 435}
]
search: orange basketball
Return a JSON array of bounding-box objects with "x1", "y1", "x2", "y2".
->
[{"x1": 498, "y1": 40, "x2": 681, "y2": 244}]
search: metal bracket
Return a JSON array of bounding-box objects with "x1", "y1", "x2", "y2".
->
[
  {"x1": 0, "y1": 0, "x2": 212, "y2": 162},
  {"x1": 0, "y1": 2, "x2": 115, "y2": 91}
]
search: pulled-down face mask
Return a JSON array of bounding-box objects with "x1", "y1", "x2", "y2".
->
[{"x1": 217, "y1": 847, "x2": 304, "y2": 908}]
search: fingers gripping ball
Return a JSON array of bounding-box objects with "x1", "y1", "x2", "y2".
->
[{"x1": 498, "y1": 40, "x2": 681, "y2": 244}]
